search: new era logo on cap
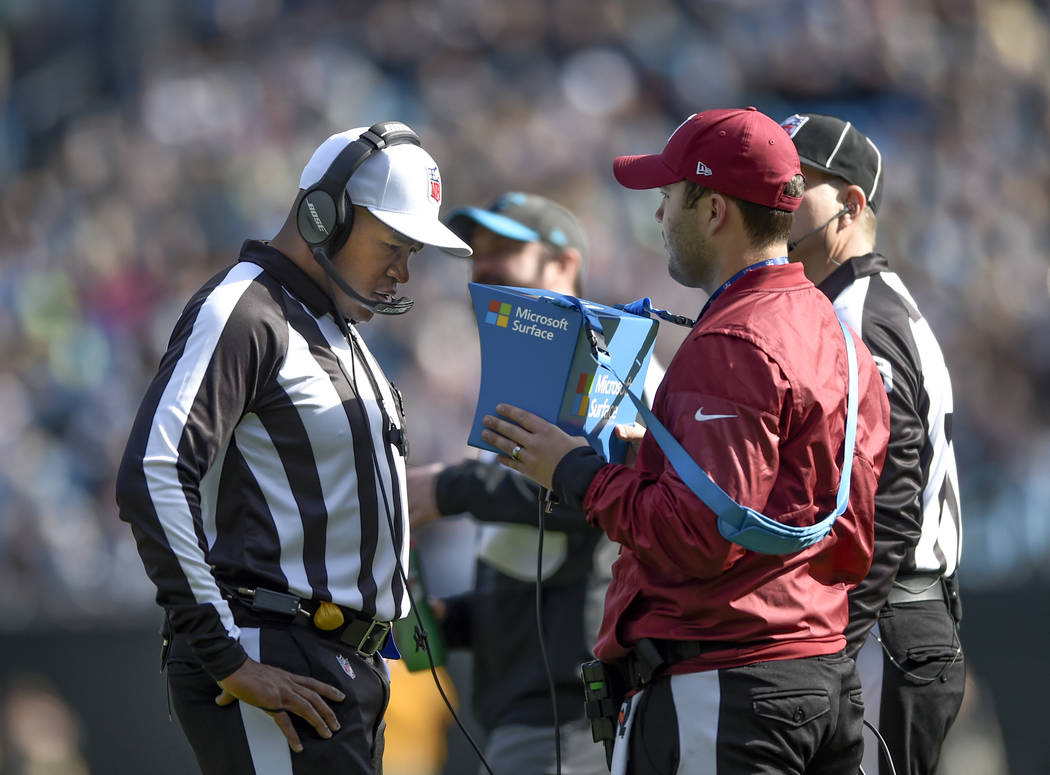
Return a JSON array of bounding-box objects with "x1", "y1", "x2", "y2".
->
[{"x1": 696, "y1": 161, "x2": 713, "y2": 176}]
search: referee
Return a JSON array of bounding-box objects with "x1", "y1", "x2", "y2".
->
[
  {"x1": 116, "y1": 123, "x2": 470, "y2": 774},
  {"x1": 782, "y1": 113, "x2": 964, "y2": 775}
]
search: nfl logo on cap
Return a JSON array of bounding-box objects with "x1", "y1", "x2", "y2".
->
[
  {"x1": 780, "y1": 114, "x2": 809, "y2": 138},
  {"x1": 427, "y1": 166, "x2": 441, "y2": 204}
]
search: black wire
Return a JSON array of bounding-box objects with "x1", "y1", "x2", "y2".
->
[
  {"x1": 873, "y1": 625, "x2": 962, "y2": 686},
  {"x1": 864, "y1": 585, "x2": 961, "y2": 775},
  {"x1": 536, "y1": 492, "x2": 562, "y2": 775},
  {"x1": 397, "y1": 557, "x2": 495, "y2": 775},
  {"x1": 862, "y1": 718, "x2": 899, "y2": 775},
  {"x1": 351, "y1": 331, "x2": 495, "y2": 775},
  {"x1": 321, "y1": 262, "x2": 496, "y2": 775},
  {"x1": 349, "y1": 335, "x2": 495, "y2": 775},
  {"x1": 872, "y1": 585, "x2": 963, "y2": 688}
]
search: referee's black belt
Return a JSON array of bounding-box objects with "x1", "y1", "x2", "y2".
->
[
  {"x1": 225, "y1": 587, "x2": 391, "y2": 657},
  {"x1": 886, "y1": 573, "x2": 946, "y2": 605},
  {"x1": 296, "y1": 599, "x2": 391, "y2": 656}
]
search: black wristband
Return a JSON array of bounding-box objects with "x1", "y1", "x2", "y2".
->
[{"x1": 552, "y1": 446, "x2": 607, "y2": 511}]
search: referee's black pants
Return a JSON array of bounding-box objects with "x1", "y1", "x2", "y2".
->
[
  {"x1": 165, "y1": 625, "x2": 389, "y2": 775},
  {"x1": 856, "y1": 599, "x2": 965, "y2": 775},
  {"x1": 625, "y1": 650, "x2": 864, "y2": 774}
]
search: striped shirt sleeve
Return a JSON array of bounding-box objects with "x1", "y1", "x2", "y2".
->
[{"x1": 116, "y1": 262, "x2": 284, "y2": 680}]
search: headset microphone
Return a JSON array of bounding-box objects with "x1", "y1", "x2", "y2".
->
[
  {"x1": 298, "y1": 122, "x2": 422, "y2": 316},
  {"x1": 787, "y1": 203, "x2": 854, "y2": 253},
  {"x1": 312, "y1": 248, "x2": 415, "y2": 315}
]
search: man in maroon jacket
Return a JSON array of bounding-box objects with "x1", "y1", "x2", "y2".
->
[{"x1": 481, "y1": 107, "x2": 891, "y2": 774}]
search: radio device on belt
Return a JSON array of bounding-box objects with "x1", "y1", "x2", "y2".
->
[
  {"x1": 581, "y1": 659, "x2": 624, "y2": 768},
  {"x1": 581, "y1": 638, "x2": 668, "y2": 769}
]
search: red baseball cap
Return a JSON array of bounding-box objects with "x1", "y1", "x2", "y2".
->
[{"x1": 613, "y1": 107, "x2": 803, "y2": 212}]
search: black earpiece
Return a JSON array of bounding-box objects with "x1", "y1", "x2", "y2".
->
[
  {"x1": 297, "y1": 122, "x2": 422, "y2": 255},
  {"x1": 298, "y1": 122, "x2": 422, "y2": 316}
]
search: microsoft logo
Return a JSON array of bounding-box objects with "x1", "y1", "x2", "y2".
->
[
  {"x1": 574, "y1": 373, "x2": 594, "y2": 416},
  {"x1": 485, "y1": 300, "x2": 512, "y2": 327}
]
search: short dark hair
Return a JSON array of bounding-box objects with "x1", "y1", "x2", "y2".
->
[
  {"x1": 683, "y1": 175, "x2": 805, "y2": 249},
  {"x1": 682, "y1": 181, "x2": 710, "y2": 209}
]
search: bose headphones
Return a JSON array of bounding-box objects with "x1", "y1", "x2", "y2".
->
[{"x1": 296, "y1": 121, "x2": 422, "y2": 255}]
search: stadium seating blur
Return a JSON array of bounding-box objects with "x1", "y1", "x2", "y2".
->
[{"x1": 0, "y1": 2, "x2": 1044, "y2": 772}]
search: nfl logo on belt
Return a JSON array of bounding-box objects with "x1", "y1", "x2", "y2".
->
[{"x1": 427, "y1": 166, "x2": 441, "y2": 203}]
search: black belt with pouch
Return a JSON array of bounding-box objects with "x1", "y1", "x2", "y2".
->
[{"x1": 226, "y1": 586, "x2": 391, "y2": 657}]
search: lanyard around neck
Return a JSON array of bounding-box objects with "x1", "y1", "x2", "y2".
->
[{"x1": 700, "y1": 256, "x2": 789, "y2": 319}]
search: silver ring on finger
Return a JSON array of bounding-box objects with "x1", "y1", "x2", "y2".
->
[{"x1": 511, "y1": 444, "x2": 522, "y2": 461}]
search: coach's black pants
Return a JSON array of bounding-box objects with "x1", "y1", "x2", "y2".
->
[
  {"x1": 856, "y1": 599, "x2": 965, "y2": 775},
  {"x1": 165, "y1": 625, "x2": 389, "y2": 775},
  {"x1": 626, "y1": 650, "x2": 864, "y2": 774}
]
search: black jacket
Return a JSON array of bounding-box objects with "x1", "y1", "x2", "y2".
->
[{"x1": 435, "y1": 459, "x2": 610, "y2": 730}]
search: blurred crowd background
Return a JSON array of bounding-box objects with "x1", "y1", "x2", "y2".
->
[{"x1": 1, "y1": 0, "x2": 1047, "y2": 772}]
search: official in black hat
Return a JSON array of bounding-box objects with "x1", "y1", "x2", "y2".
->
[{"x1": 782, "y1": 112, "x2": 966, "y2": 775}]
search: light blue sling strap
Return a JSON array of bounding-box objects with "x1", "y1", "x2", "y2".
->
[{"x1": 596, "y1": 313, "x2": 860, "y2": 555}]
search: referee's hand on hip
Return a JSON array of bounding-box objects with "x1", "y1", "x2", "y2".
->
[{"x1": 216, "y1": 657, "x2": 345, "y2": 753}]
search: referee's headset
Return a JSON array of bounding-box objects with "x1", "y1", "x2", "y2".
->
[
  {"x1": 786, "y1": 200, "x2": 856, "y2": 253},
  {"x1": 297, "y1": 121, "x2": 419, "y2": 315}
]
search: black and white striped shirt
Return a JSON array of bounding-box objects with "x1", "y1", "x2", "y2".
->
[
  {"x1": 820, "y1": 253, "x2": 962, "y2": 650},
  {"x1": 116, "y1": 240, "x2": 409, "y2": 678}
]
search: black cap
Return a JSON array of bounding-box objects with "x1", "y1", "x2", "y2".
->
[
  {"x1": 446, "y1": 192, "x2": 588, "y2": 257},
  {"x1": 780, "y1": 113, "x2": 883, "y2": 213}
]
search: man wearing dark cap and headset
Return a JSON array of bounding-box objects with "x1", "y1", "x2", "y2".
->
[
  {"x1": 407, "y1": 192, "x2": 662, "y2": 775},
  {"x1": 479, "y1": 108, "x2": 892, "y2": 774},
  {"x1": 782, "y1": 112, "x2": 965, "y2": 775}
]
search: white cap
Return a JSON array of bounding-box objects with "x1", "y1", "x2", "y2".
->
[{"x1": 299, "y1": 127, "x2": 472, "y2": 257}]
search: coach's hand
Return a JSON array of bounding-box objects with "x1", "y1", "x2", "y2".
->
[
  {"x1": 216, "y1": 658, "x2": 345, "y2": 753},
  {"x1": 614, "y1": 422, "x2": 646, "y2": 467},
  {"x1": 482, "y1": 404, "x2": 589, "y2": 490}
]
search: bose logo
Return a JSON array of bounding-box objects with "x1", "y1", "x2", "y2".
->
[
  {"x1": 696, "y1": 161, "x2": 713, "y2": 176},
  {"x1": 306, "y1": 201, "x2": 329, "y2": 236}
]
